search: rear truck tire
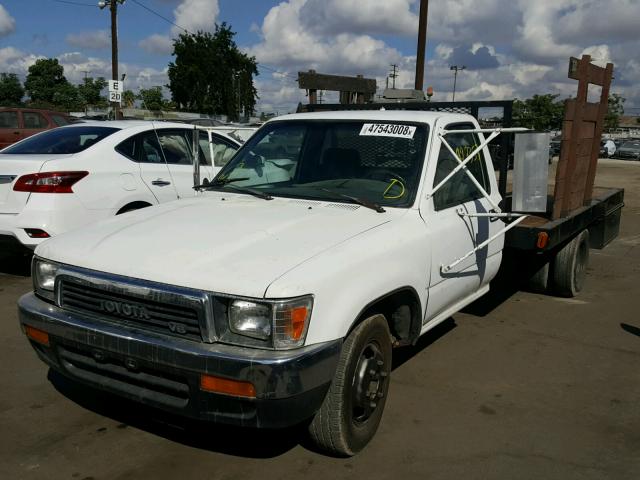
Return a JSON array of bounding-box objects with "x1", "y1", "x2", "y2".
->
[
  {"x1": 552, "y1": 229, "x2": 590, "y2": 297},
  {"x1": 308, "y1": 314, "x2": 392, "y2": 457},
  {"x1": 527, "y1": 262, "x2": 550, "y2": 293}
]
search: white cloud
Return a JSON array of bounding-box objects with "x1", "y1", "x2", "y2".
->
[
  {"x1": 0, "y1": 4, "x2": 15, "y2": 37},
  {"x1": 171, "y1": 0, "x2": 219, "y2": 36},
  {"x1": 248, "y1": 0, "x2": 403, "y2": 75},
  {"x1": 139, "y1": 34, "x2": 174, "y2": 55},
  {"x1": 0, "y1": 47, "x2": 41, "y2": 77},
  {"x1": 139, "y1": 0, "x2": 219, "y2": 56},
  {"x1": 66, "y1": 30, "x2": 111, "y2": 50},
  {"x1": 299, "y1": 0, "x2": 418, "y2": 36}
]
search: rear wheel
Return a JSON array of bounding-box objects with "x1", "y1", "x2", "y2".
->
[
  {"x1": 308, "y1": 314, "x2": 392, "y2": 456},
  {"x1": 552, "y1": 229, "x2": 590, "y2": 297}
]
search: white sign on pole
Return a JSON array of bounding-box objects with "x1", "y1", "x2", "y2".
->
[
  {"x1": 108, "y1": 80, "x2": 124, "y2": 105},
  {"x1": 108, "y1": 80, "x2": 123, "y2": 93},
  {"x1": 109, "y1": 91, "x2": 122, "y2": 103}
]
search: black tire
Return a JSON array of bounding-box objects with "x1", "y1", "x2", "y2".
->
[
  {"x1": 552, "y1": 229, "x2": 590, "y2": 297},
  {"x1": 308, "y1": 314, "x2": 392, "y2": 456},
  {"x1": 527, "y1": 262, "x2": 550, "y2": 293}
]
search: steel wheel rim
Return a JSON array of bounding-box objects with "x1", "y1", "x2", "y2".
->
[{"x1": 351, "y1": 341, "x2": 387, "y2": 425}]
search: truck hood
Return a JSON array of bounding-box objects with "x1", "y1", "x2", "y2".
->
[{"x1": 36, "y1": 193, "x2": 400, "y2": 298}]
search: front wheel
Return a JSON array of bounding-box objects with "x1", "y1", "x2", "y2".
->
[{"x1": 308, "y1": 314, "x2": 392, "y2": 456}]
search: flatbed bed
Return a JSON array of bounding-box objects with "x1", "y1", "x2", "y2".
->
[{"x1": 506, "y1": 187, "x2": 624, "y2": 251}]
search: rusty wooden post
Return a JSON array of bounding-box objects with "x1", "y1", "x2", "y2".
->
[
  {"x1": 583, "y1": 62, "x2": 614, "y2": 204},
  {"x1": 552, "y1": 55, "x2": 613, "y2": 219}
]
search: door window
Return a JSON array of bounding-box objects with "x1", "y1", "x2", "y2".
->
[
  {"x1": 0, "y1": 111, "x2": 18, "y2": 129},
  {"x1": 51, "y1": 114, "x2": 70, "y2": 126},
  {"x1": 138, "y1": 132, "x2": 164, "y2": 164},
  {"x1": 157, "y1": 131, "x2": 192, "y2": 165},
  {"x1": 23, "y1": 112, "x2": 49, "y2": 129},
  {"x1": 433, "y1": 126, "x2": 491, "y2": 211},
  {"x1": 115, "y1": 136, "x2": 137, "y2": 160},
  {"x1": 198, "y1": 131, "x2": 212, "y2": 166},
  {"x1": 210, "y1": 133, "x2": 238, "y2": 167}
]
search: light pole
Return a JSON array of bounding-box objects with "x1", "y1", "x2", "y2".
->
[
  {"x1": 450, "y1": 65, "x2": 466, "y2": 102},
  {"x1": 98, "y1": 0, "x2": 125, "y2": 119}
]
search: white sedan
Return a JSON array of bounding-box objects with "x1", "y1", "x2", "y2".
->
[{"x1": 0, "y1": 121, "x2": 242, "y2": 249}]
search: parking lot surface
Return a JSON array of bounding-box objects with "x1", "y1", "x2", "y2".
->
[{"x1": 1, "y1": 159, "x2": 639, "y2": 480}]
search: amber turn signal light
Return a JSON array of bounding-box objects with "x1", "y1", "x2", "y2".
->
[
  {"x1": 200, "y1": 374, "x2": 256, "y2": 398},
  {"x1": 536, "y1": 232, "x2": 549, "y2": 249},
  {"x1": 286, "y1": 306, "x2": 308, "y2": 341},
  {"x1": 25, "y1": 325, "x2": 50, "y2": 346}
]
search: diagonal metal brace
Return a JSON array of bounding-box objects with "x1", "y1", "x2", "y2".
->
[{"x1": 440, "y1": 215, "x2": 528, "y2": 274}]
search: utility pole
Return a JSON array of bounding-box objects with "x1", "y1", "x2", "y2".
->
[
  {"x1": 415, "y1": 0, "x2": 429, "y2": 91},
  {"x1": 450, "y1": 65, "x2": 466, "y2": 102},
  {"x1": 389, "y1": 64, "x2": 399, "y2": 89},
  {"x1": 99, "y1": 0, "x2": 125, "y2": 119}
]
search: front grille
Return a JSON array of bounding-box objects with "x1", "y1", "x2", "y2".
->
[{"x1": 59, "y1": 277, "x2": 205, "y2": 341}]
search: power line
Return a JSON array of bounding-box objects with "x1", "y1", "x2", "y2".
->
[
  {"x1": 51, "y1": 0, "x2": 95, "y2": 7},
  {"x1": 129, "y1": 0, "x2": 190, "y2": 34},
  {"x1": 54, "y1": 0, "x2": 296, "y2": 85},
  {"x1": 130, "y1": 0, "x2": 295, "y2": 81}
]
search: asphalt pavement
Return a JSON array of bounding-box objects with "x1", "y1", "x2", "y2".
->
[{"x1": 1, "y1": 159, "x2": 639, "y2": 480}]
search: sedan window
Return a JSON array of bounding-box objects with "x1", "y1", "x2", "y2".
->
[
  {"x1": 1, "y1": 126, "x2": 119, "y2": 154},
  {"x1": 0, "y1": 111, "x2": 18, "y2": 129}
]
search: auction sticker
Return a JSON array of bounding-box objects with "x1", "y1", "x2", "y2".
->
[{"x1": 360, "y1": 123, "x2": 416, "y2": 139}]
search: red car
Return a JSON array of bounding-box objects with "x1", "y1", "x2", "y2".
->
[{"x1": 0, "y1": 108, "x2": 73, "y2": 149}]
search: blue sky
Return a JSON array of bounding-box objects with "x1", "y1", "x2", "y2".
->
[{"x1": 1, "y1": 0, "x2": 638, "y2": 113}]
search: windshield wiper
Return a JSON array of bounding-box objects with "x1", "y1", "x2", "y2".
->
[
  {"x1": 320, "y1": 188, "x2": 386, "y2": 213},
  {"x1": 199, "y1": 179, "x2": 273, "y2": 201},
  {"x1": 194, "y1": 177, "x2": 249, "y2": 189}
]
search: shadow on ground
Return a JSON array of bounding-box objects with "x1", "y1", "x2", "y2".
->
[
  {"x1": 48, "y1": 319, "x2": 460, "y2": 459},
  {"x1": 49, "y1": 370, "x2": 304, "y2": 459},
  {"x1": 621, "y1": 323, "x2": 640, "y2": 338}
]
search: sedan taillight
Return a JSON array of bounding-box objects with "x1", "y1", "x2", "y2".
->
[{"x1": 13, "y1": 171, "x2": 89, "y2": 193}]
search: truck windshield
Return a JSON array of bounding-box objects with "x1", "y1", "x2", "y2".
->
[
  {"x1": 1, "y1": 126, "x2": 119, "y2": 155},
  {"x1": 213, "y1": 120, "x2": 429, "y2": 208}
]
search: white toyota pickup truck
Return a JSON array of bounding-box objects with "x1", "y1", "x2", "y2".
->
[{"x1": 16, "y1": 110, "x2": 585, "y2": 455}]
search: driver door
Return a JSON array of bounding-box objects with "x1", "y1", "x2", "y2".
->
[{"x1": 422, "y1": 121, "x2": 503, "y2": 323}]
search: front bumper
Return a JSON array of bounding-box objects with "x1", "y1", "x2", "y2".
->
[{"x1": 19, "y1": 293, "x2": 341, "y2": 428}]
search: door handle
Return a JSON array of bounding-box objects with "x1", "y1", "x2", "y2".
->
[{"x1": 151, "y1": 179, "x2": 171, "y2": 186}]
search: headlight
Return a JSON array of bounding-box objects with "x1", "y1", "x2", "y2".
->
[
  {"x1": 229, "y1": 300, "x2": 272, "y2": 340},
  {"x1": 225, "y1": 296, "x2": 313, "y2": 350},
  {"x1": 32, "y1": 257, "x2": 59, "y2": 301}
]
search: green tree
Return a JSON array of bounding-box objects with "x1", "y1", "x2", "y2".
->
[
  {"x1": 24, "y1": 58, "x2": 69, "y2": 105},
  {"x1": 52, "y1": 82, "x2": 82, "y2": 112},
  {"x1": 168, "y1": 24, "x2": 258, "y2": 121},
  {"x1": 78, "y1": 77, "x2": 108, "y2": 109},
  {"x1": 604, "y1": 93, "x2": 625, "y2": 130},
  {"x1": 138, "y1": 86, "x2": 167, "y2": 111},
  {"x1": 0, "y1": 73, "x2": 24, "y2": 106},
  {"x1": 513, "y1": 94, "x2": 565, "y2": 131},
  {"x1": 122, "y1": 89, "x2": 136, "y2": 108}
]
